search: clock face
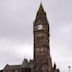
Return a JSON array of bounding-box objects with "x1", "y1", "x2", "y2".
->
[
  {"x1": 41, "y1": 48, "x2": 44, "y2": 52},
  {"x1": 37, "y1": 24, "x2": 43, "y2": 30}
]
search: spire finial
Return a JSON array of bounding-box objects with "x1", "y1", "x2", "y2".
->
[
  {"x1": 40, "y1": 0, "x2": 42, "y2": 5},
  {"x1": 38, "y1": 2, "x2": 45, "y2": 12}
]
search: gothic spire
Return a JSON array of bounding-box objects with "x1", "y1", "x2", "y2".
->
[
  {"x1": 38, "y1": 3, "x2": 45, "y2": 12},
  {"x1": 39, "y1": 3, "x2": 44, "y2": 11},
  {"x1": 34, "y1": 2, "x2": 48, "y2": 25}
]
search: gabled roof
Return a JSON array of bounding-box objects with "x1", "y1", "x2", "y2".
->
[
  {"x1": 3, "y1": 59, "x2": 33, "y2": 70},
  {"x1": 4, "y1": 64, "x2": 21, "y2": 70},
  {"x1": 22, "y1": 59, "x2": 29, "y2": 68}
]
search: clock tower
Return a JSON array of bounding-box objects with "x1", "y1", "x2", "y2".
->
[{"x1": 33, "y1": 3, "x2": 52, "y2": 72}]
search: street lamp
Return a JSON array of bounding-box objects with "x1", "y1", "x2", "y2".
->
[{"x1": 68, "y1": 66, "x2": 71, "y2": 72}]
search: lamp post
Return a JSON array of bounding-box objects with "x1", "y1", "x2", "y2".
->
[{"x1": 68, "y1": 66, "x2": 71, "y2": 72}]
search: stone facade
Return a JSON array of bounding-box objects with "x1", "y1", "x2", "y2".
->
[
  {"x1": 33, "y1": 3, "x2": 60, "y2": 72},
  {"x1": 33, "y1": 3, "x2": 52, "y2": 72}
]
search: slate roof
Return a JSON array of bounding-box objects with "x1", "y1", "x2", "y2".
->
[
  {"x1": 3, "y1": 59, "x2": 33, "y2": 70},
  {"x1": 8, "y1": 65, "x2": 21, "y2": 69},
  {"x1": 4, "y1": 64, "x2": 21, "y2": 70}
]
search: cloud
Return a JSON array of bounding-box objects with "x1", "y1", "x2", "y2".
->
[
  {"x1": 0, "y1": 0, "x2": 72, "y2": 72},
  {"x1": 50, "y1": 22, "x2": 72, "y2": 72},
  {"x1": 0, "y1": 38, "x2": 33, "y2": 69}
]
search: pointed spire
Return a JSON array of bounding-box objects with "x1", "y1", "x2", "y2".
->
[
  {"x1": 38, "y1": 2, "x2": 45, "y2": 13},
  {"x1": 35, "y1": 2, "x2": 46, "y2": 21}
]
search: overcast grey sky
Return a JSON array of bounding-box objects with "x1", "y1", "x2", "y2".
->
[{"x1": 0, "y1": 0, "x2": 72, "y2": 72}]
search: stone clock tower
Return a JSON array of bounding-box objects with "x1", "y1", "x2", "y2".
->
[{"x1": 33, "y1": 3, "x2": 52, "y2": 72}]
